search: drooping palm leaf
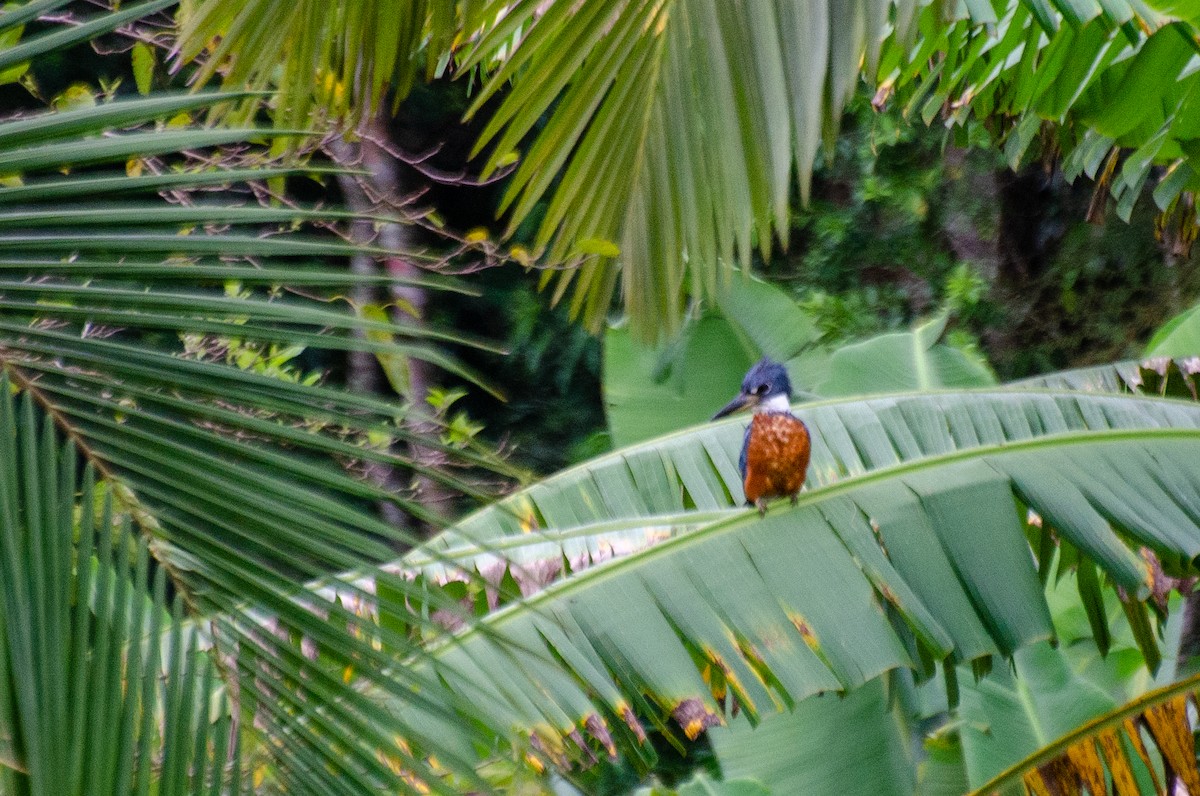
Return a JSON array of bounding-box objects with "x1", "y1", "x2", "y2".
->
[
  {"x1": 0, "y1": 0, "x2": 177, "y2": 77},
  {"x1": 386, "y1": 388, "x2": 1200, "y2": 771},
  {"x1": 0, "y1": 384, "x2": 238, "y2": 796},
  {"x1": 455, "y1": 0, "x2": 895, "y2": 339},
  {"x1": 706, "y1": 679, "x2": 915, "y2": 796},
  {"x1": 1007, "y1": 354, "x2": 1200, "y2": 398},
  {"x1": 175, "y1": 1, "x2": 1200, "y2": 339}
]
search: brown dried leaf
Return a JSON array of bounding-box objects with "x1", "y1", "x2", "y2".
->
[
  {"x1": 618, "y1": 704, "x2": 647, "y2": 744},
  {"x1": 1033, "y1": 756, "x2": 1082, "y2": 796},
  {"x1": 1095, "y1": 728, "x2": 1140, "y2": 796},
  {"x1": 1063, "y1": 739, "x2": 1106, "y2": 796},
  {"x1": 1142, "y1": 696, "x2": 1200, "y2": 794},
  {"x1": 1122, "y1": 717, "x2": 1164, "y2": 795},
  {"x1": 1024, "y1": 768, "x2": 1052, "y2": 796},
  {"x1": 583, "y1": 714, "x2": 616, "y2": 759}
]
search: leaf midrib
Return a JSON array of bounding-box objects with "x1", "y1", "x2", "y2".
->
[
  {"x1": 423, "y1": 425, "x2": 1200, "y2": 652},
  {"x1": 445, "y1": 388, "x2": 1200, "y2": 533}
]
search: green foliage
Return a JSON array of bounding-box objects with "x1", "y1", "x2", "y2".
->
[
  {"x1": 779, "y1": 97, "x2": 966, "y2": 335},
  {"x1": 176, "y1": 0, "x2": 490, "y2": 128},
  {"x1": 883, "y1": 1, "x2": 1200, "y2": 235},
  {"x1": 602, "y1": 275, "x2": 821, "y2": 448},
  {"x1": 957, "y1": 641, "x2": 1118, "y2": 785},
  {"x1": 1146, "y1": 301, "x2": 1200, "y2": 357},
  {"x1": 0, "y1": 8, "x2": 525, "y2": 793},
  {"x1": 438, "y1": 273, "x2": 606, "y2": 473},
  {"x1": 426, "y1": 387, "x2": 485, "y2": 447},
  {"x1": 604, "y1": 315, "x2": 755, "y2": 449},
  {"x1": 450, "y1": 1, "x2": 903, "y2": 339},
  {"x1": 0, "y1": 388, "x2": 237, "y2": 796},
  {"x1": 774, "y1": 85, "x2": 1200, "y2": 381},
  {"x1": 634, "y1": 773, "x2": 768, "y2": 796},
  {"x1": 402, "y1": 384, "x2": 1200, "y2": 784},
  {"x1": 14, "y1": 3, "x2": 1200, "y2": 794}
]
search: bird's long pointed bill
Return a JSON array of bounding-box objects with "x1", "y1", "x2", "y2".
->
[{"x1": 712, "y1": 393, "x2": 755, "y2": 420}]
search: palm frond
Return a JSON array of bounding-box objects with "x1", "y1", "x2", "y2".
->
[
  {"x1": 0, "y1": 0, "x2": 176, "y2": 76},
  {"x1": 1007, "y1": 355, "x2": 1200, "y2": 398},
  {"x1": 174, "y1": 0, "x2": 487, "y2": 128},
  {"x1": 707, "y1": 679, "x2": 914, "y2": 796},
  {"x1": 0, "y1": 384, "x2": 237, "y2": 796},
  {"x1": 0, "y1": 11, "x2": 523, "y2": 792},
  {"x1": 462, "y1": 0, "x2": 889, "y2": 339}
]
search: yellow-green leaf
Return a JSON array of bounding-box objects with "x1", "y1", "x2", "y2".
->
[{"x1": 131, "y1": 42, "x2": 154, "y2": 96}]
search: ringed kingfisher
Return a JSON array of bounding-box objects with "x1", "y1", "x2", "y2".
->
[{"x1": 712, "y1": 358, "x2": 811, "y2": 514}]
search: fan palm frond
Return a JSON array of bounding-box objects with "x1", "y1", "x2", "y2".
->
[{"x1": 0, "y1": 8, "x2": 516, "y2": 793}]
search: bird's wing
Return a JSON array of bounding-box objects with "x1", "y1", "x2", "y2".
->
[{"x1": 738, "y1": 423, "x2": 750, "y2": 482}]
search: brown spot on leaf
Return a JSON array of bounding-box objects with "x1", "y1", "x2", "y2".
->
[
  {"x1": 618, "y1": 704, "x2": 647, "y2": 744},
  {"x1": 788, "y1": 612, "x2": 821, "y2": 651},
  {"x1": 868, "y1": 518, "x2": 889, "y2": 557},
  {"x1": 528, "y1": 732, "x2": 569, "y2": 771},
  {"x1": 584, "y1": 714, "x2": 616, "y2": 759},
  {"x1": 1026, "y1": 756, "x2": 1073, "y2": 796},
  {"x1": 566, "y1": 728, "x2": 596, "y2": 767},
  {"x1": 1132, "y1": 547, "x2": 1196, "y2": 611},
  {"x1": 671, "y1": 699, "x2": 722, "y2": 740}
]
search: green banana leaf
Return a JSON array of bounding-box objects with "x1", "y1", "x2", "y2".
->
[
  {"x1": 1146, "y1": 302, "x2": 1200, "y2": 358},
  {"x1": 814, "y1": 313, "x2": 996, "y2": 396},
  {"x1": 390, "y1": 387, "x2": 1200, "y2": 770},
  {"x1": 707, "y1": 679, "x2": 914, "y2": 796},
  {"x1": 604, "y1": 316, "x2": 755, "y2": 449},
  {"x1": 604, "y1": 284, "x2": 989, "y2": 448},
  {"x1": 635, "y1": 772, "x2": 770, "y2": 796},
  {"x1": 602, "y1": 275, "x2": 824, "y2": 448},
  {"x1": 957, "y1": 642, "x2": 1118, "y2": 787}
]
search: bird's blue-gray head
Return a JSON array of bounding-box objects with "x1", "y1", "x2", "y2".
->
[{"x1": 712, "y1": 358, "x2": 793, "y2": 419}]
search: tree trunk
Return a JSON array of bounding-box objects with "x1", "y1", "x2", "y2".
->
[{"x1": 330, "y1": 111, "x2": 453, "y2": 536}]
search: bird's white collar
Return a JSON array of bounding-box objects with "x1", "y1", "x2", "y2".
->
[{"x1": 756, "y1": 394, "x2": 791, "y2": 413}]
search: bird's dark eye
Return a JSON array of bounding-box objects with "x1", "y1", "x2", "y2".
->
[{"x1": 755, "y1": 384, "x2": 767, "y2": 395}]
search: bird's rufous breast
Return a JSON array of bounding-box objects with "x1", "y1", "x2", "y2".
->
[{"x1": 743, "y1": 412, "x2": 810, "y2": 504}]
